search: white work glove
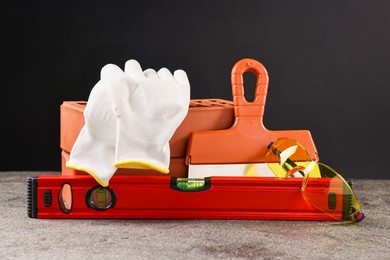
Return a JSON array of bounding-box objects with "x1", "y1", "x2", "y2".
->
[
  {"x1": 101, "y1": 59, "x2": 190, "y2": 173},
  {"x1": 66, "y1": 80, "x2": 117, "y2": 187}
]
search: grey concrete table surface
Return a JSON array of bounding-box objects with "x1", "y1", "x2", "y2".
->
[{"x1": 1, "y1": 171, "x2": 389, "y2": 260}]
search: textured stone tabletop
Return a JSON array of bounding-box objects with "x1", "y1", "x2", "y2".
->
[{"x1": 1, "y1": 172, "x2": 389, "y2": 259}]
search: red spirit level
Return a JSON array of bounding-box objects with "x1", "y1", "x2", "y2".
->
[{"x1": 28, "y1": 175, "x2": 353, "y2": 220}]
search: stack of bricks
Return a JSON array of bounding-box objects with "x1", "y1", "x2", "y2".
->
[{"x1": 60, "y1": 99, "x2": 235, "y2": 178}]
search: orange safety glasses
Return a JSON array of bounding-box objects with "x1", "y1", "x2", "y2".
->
[{"x1": 265, "y1": 137, "x2": 365, "y2": 222}]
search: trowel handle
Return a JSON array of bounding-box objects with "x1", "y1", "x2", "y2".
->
[{"x1": 231, "y1": 58, "x2": 269, "y2": 117}]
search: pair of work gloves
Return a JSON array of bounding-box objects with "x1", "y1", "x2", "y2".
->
[{"x1": 66, "y1": 60, "x2": 190, "y2": 187}]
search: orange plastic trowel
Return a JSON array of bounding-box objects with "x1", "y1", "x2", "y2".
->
[{"x1": 186, "y1": 58, "x2": 319, "y2": 178}]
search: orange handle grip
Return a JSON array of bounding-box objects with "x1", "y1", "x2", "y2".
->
[{"x1": 231, "y1": 58, "x2": 269, "y2": 117}]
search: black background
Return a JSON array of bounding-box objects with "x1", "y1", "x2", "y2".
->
[{"x1": 2, "y1": 1, "x2": 390, "y2": 179}]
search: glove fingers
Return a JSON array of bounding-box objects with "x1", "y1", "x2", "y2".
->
[
  {"x1": 101, "y1": 63, "x2": 137, "y2": 89},
  {"x1": 125, "y1": 59, "x2": 145, "y2": 80},
  {"x1": 101, "y1": 64, "x2": 125, "y2": 82},
  {"x1": 144, "y1": 68, "x2": 159, "y2": 79},
  {"x1": 174, "y1": 69, "x2": 190, "y2": 86},
  {"x1": 157, "y1": 68, "x2": 175, "y2": 83}
]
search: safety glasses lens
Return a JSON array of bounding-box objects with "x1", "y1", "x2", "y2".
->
[
  {"x1": 265, "y1": 137, "x2": 364, "y2": 222},
  {"x1": 265, "y1": 137, "x2": 319, "y2": 181},
  {"x1": 303, "y1": 162, "x2": 364, "y2": 222}
]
